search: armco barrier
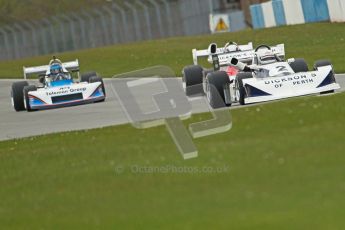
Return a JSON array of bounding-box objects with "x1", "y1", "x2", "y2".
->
[
  {"x1": 283, "y1": 0, "x2": 305, "y2": 25},
  {"x1": 251, "y1": 0, "x2": 343, "y2": 30},
  {"x1": 272, "y1": 0, "x2": 286, "y2": 26},
  {"x1": 327, "y1": 0, "x2": 345, "y2": 22},
  {"x1": 250, "y1": 4, "x2": 265, "y2": 29},
  {"x1": 301, "y1": 0, "x2": 329, "y2": 23},
  {"x1": 262, "y1": 1, "x2": 276, "y2": 27}
]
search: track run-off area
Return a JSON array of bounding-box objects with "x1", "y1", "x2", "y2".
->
[{"x1": 0, "y1": 74, "x2": 344, "y2": 141}]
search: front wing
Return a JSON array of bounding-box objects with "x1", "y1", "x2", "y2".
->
[
  {"x1": 28, "y1": 82, "x2": 105, "y2": 110},
  {"x1": 242, "y1": 66, "x2": 340, "y2": 104}
]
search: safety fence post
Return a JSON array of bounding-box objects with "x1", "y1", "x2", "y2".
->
[
  {"x1": 95, "y1": 8, "x2": 111, "y2": 46},
  {"x1": 148, "y1": 0, "x2": 164, "y2": 38},
  {"x1": 136, "y1": 0, "x2": 153, "y2": 40},
  {"x1": 113, "y1": 3, "x2": 130, "y2": 43},
  {"x1": 0, "y1": 28, "x2": 10, "y2": 60},
  {"x1": 162, "y1": 0, "x2": 173, "y2": 37},
  {"x1": 23, "y1": 21, "x2": 40, "y2": 57},
  {"x1": 124, "y1": 1, "x2": 141, "y2": 41},
  {"x1": 4, "y1": 25, "x2": 19, "y2": 59},
  {"x1": 102, "y1": 5, "x2": 119, "y2": 44}
]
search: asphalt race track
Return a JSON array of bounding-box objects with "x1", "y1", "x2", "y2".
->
[{"x1": 1, "y1": 75, "x2": 344, "y2": 141}]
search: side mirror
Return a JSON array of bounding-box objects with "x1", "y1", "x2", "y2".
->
[{"x1": 208, "y1": 43, "x2": 217, "y2": 54}]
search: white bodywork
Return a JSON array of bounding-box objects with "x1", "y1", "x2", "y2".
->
[
  {"x1": 27, "y1": 82, "x2": 104, "y2": 110},
  {"x1": 228, "y1": 62, "x2": 340, "y2": 105}
]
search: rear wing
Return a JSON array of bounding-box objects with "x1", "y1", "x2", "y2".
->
[
  {"x1": 23, "y1": 59, "x2": 80, "y2": 79},
  {"x1": 217, "y1": 43, "x2": 285, "y2": 66},
  {"x1": 192, "y1": 42, "x2": 253, "y2": 65},
  {"x1": 271, "y1": 44, "x2": 285, "y2": 60},
  {"x1": 193, "y1": 43, "x2": 285, "y2": 67}
]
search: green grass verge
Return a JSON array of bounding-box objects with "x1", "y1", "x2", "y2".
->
[
  {"x1": 0, "y1": 22, "x2": 344, "y2": 78},
  {"x1": 1, "y1": 92, "x2": 345, "y2": 229}
]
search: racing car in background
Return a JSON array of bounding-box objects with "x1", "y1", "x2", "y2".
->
[
  {"x1": 11, "y1": 57, "x2": 106, "y2": 112},
  {"x1": 187, "y1": 44, "x2": 340, "y2": 108},
  {"x1": 182, "y1": 41, "x2": 285, "y2": 98}
]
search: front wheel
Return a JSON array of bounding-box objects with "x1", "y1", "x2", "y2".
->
[
  {"x1": 289, "y1": 58, "x2": 308, "y2": 73},
  {"x1": 205, "y1": 71, "x2": 230, "y2": 109},
  {"x1": 81, "y1": 71, "x2": 98, "y2": 83},
  {"x1": 202, "y1": 68, "x2": 213, "y2": 93},
  {"x1": 314, "y1": 60, "x2": 333, "y2": 71},
  {"x1": 235, "y1": 73, "x2": 252, "y2": 105},
  {"x1": 11, "y1": 81, "x2": 29, "y2": 111},
  {"x1": 89, "y1": 76, "x2": 106, "y2": 102},
  {"x1": 23, "y1": 85, "x2": 37, "y2": 112},
  {"x1": 182, "y1": 65, "x2": 204, "y2": 96}
]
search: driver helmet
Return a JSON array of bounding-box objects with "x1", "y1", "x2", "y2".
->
[
  {"x1": 256, "y1": 49, "x2": 277, "y2": 65},
  {"x1": 224, "y1": 42, "x2": 239, "y2": 53},
  {"x1": 50, "y1": 63, "x2": 63, "y2": 75}
]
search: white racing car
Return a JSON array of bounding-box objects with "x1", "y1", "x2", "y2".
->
[
  {"x1": 182, "y1": 41, "x2": 285, "y2": 98},
  {"x1": 205, "y1": 45, "x2": 340, "y2": 108},
  {"x1": 11, "y1": 57, "x2": 106, "y2": 112}
]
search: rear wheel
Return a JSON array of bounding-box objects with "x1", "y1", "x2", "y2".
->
[
  {"x1": 11, "y1": 81, "x2": 28, "y2": 111},
  {"x1": 81, "y1": 71, "x2": 98, "y2": 83},
  {"x1": 235, "y1": 73, "x2": 252, "y2": 105},
  {"x1": 23, "y1": 85, "x2": 37, "y2": 112},
  {"x1": 314, "y1": 60, "x2": 332, "y2": 70},
  {"x1": 206, "y1": 71, "x2": 230, "y2": 108},
  {"x1": 182, "y1": 65, "x2": 204, "y2": 96},
  {"x1": 289, "y1": 58, "x2": 308, "y2": 73},
  {"x1": 89, "y1": 76, "x2": 106, "y2": 102},
  {"x1": 314, "y1": 60, "x2": 335, "y2": 94}
]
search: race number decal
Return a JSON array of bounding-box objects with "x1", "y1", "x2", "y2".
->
[{"x1": 276, "y1": 66, "x2": 288, "y2": 72}]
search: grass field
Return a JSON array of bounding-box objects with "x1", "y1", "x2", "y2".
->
[
  {"x1": 1, "y1": 91, "x2": 345, "y2": 229},
  {"x1": 0, "y1": 22, "x2": 345, "y2": 78}
]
